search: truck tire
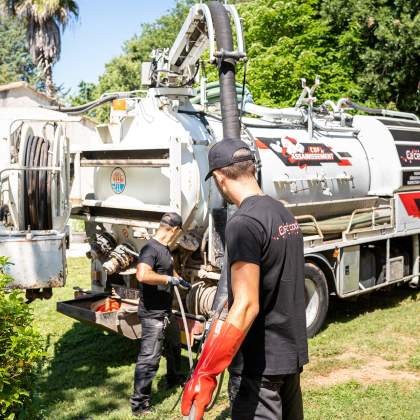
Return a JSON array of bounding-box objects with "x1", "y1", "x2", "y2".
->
[{"x1": 304, "y1": 262, "x2": 329, "y2": 338}]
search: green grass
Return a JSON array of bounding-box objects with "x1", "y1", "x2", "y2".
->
[{"x1": 29, "y1": 257, "x2": 420, "y2": 419}]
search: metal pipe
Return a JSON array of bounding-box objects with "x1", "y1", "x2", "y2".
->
[
  {"x1": 312, "y1": 119, "x2": 360, "y2": 134},
  {"x1": 340, "y1": 99, "x2": 419, "y2": 121},
  {"x1": 335, "y1": 272, "x2": 417, "y2": 298},
  {"x1": 323, "y1": 100, "x2": 338, "y2": 113},
  {"x1": 174, "y1": 286, "x2": 193, "y2": 369},
  {"x1": 243, "y1": 102, "x2": 306, "y2": 123}
]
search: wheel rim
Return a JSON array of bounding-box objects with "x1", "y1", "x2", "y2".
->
[{"x1": 305, "y1": 277, "x2": 320, "y2": 328}]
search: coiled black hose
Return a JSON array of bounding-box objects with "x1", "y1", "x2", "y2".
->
[{"x1": 23, "y1": 136, "x2": 52, "y2": 230}]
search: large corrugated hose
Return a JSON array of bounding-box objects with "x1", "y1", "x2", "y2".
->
[
  {"x1": 23, "y1": 136, "x2": 52, "y2": 230},
  {"x1": 183, "y1": 5, "x2": 241, "y2": 416},
  {"x1": 23, "y1": 135, "x2": 54, "y2": 302},
  {"x1": 207, "y1": 1, "x2": 241, "y2": 140},
  {"x1": 207, "y1": 0, "x2": 240, "y2": 316}
]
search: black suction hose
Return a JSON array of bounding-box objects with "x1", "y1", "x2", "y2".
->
[
  {"x1": 207, "y1": 1, "x2": 241, "y2": 140},
  {"x1": 206, "y1": 1, "x2": 241, "y2": 326}
]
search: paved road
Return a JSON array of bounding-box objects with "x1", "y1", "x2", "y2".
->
[{"x1": 67, "y1": 237, "x2": 90, "y2": 258}]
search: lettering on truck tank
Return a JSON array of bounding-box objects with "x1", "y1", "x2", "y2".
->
[
  {"x1": 396, "y1": 145, "x2": 420, "y2": 167},
  {"x1": 255, "y1": 137, "x2": 352, "y2": 167}
]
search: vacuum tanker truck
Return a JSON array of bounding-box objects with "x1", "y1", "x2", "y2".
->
[
  {"x1": 4, "y1": 2, "x2": 419, "y2": 339},
  {"x1": 55, "y1": 1, "x2": 420, "y2": 338}
]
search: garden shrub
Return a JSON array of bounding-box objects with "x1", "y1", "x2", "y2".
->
[{"x1": 0, "y1": 257, "x2": 44, "y2": 419}]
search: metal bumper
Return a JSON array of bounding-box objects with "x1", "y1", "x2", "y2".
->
[{"x1": 57, "y1": 293, "x2": 141, "y2": 340}]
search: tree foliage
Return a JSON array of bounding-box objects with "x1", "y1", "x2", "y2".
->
[
  {"x1": 1, "y1": 0, "x2": 79, "y2": 96},
  {"x1": 0, "y1": 257, "x2": 45, "y2": 419},
  {"x1": 15, "y1": 0, "x2": 79, "y2": 97},
  {"x1": 73, "y1": 0, "x2": 419, "y2": 118},
  {"x1": 321, "y1": 0, "x2": 420, "y2": 111},
  {"x1": 240, "y1": 0, "x2": 360, "y2": 108},
  {"x1": 0, "y1": 15, "x2": 42, "y2": 85}
]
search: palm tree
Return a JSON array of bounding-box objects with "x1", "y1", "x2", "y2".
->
[
  {"x1": 13, "y1": 0, "x2": 79, "y2": 97},
  {"x1": 0, "y1": 0, "x2": 17, "y2": 16}
]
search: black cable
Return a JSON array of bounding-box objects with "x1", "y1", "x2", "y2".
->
[
  {"x1": 177, "y1": 63, "x2": 200, "y2": 88},
  {"x1": 43, "y1": 94, "x2": 120, "y2": 114},
  {"x1": 344, "y1": 99, "x2": 383, "y2": 115}
]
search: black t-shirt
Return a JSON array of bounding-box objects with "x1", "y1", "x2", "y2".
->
[
  {"x1": 137, "y1": 238, "x2": 174, "y2": 319},
  {"x1": 226, "y1": 195, "x2": 308, "y2": 376}
]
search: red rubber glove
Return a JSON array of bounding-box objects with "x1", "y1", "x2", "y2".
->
[{"x1": 181, "y1": 320, "x2": 244, "y2": 420}]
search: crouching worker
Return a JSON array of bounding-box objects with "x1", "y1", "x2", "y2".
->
[
  {"x1": 181, "y1": 140, "x2": 308, "y2": 420},
  {"x1": 130, "y1": 212, "x2": 191, "y2": 416}
]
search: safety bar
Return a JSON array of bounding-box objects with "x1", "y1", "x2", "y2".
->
[
  {"x1": 80, "y1": 159, "x2": 169, "y2": 168},
  {"x1": 344, "y1": 205, "x2": 393, "y2": 235},
  {"x1": 296, "y1": 214, "x2": 324, "y2": 240}
]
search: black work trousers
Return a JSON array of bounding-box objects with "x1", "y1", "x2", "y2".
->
[
  {"x1": 228, "y1": 372, "x2": 304, "y2": 420},
  {"x1": 130, "y1": 315, "x2": 181, "y2": 411}
]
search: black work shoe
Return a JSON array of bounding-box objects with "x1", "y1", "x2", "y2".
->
[
  {"x1": 166, "y1": 374, "x2": 186, "y2": 389},
  {"x1": 132, "y1": 405, "x2": 154, "y2": 417}
]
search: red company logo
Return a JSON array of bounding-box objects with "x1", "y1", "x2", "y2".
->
[{"x1": 255, "y1": 137, "x2": 351, "y2": 167}]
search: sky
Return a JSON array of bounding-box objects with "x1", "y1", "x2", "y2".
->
[{"x1": 54, "y1": 0, "x2": 176, "y2": 94}]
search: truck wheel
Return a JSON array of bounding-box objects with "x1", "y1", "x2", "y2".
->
[{"x1": 304, "y1": 262, "x2": 329, "y2": 338}]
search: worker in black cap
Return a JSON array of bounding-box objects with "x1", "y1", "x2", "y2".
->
[
  {"x1": 130, "y1": 212, "x2": 191, "y2": 416},
  {"x1": 182, "y1": 140, "x2": 308, "y2": 420}
]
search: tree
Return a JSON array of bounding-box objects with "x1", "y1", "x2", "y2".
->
[
  {"x1": 12, "y1": 0, "x2": 79, "y2": 97},
  {"x1": 96, "y1": 0, "x2": 195, "y2": 95},
  {"x1": 322, "y1": 0, "x2": 420, "y2": 111},
  {"x1": 0, "y1": 14, "x2": 42, "y2": 85},
  {"x1": 238, "y1": 0, "x2": 360, "y2": 108},
  {"x1": 72, "y1": 0, "x2": 419, "y2": 117},
  {"x1": 74, "y1": 0, "x2": 194, "y2": 121}
]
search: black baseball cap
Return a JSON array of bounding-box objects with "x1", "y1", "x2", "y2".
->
[
  {"x1": 205, "y1": 139, "x2": 254, "y2": 181},
  {"x1": 160, "y1": 212, "x2": 182, "y2": 228}
]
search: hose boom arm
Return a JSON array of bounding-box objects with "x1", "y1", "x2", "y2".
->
[{"x1": 144, "y1": 2, "x2": 246, "y2": 87}]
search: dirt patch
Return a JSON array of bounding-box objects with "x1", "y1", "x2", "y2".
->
[{"x1": 303, "y1": 353, "x2": 420, "y2": 388}]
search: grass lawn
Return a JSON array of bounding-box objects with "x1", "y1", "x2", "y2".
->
[{"x1": 30, "y1": 257, "x2": 420, "y2": 419}]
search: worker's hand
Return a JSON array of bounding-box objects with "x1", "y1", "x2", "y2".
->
[
  {"x1": 182, "y1": 374, "x2": 217, "y2": 420},
  {"x1": 167, "y1": 276, "x2": 191, "y2": 290},
  {"x1": 181, "y1": 321, "x2": 245, "y2": 420}
]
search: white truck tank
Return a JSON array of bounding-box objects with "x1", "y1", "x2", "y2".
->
[{"x1": 76, "y1": 92, "x2": 420, "y2": 237}]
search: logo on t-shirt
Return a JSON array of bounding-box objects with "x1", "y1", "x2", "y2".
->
[{"x1": 272, "y1": 221, "x2": 300, "y2": 240}]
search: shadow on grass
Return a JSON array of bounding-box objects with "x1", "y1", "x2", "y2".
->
[
  {"x1": 323, "y1": 285, "x2": 419, "y2": 330},
  {"x1": 36, "y1": 322, "x2": 188, "y2": 418},
  {"x1": 37, "y1": 323, "x2": 136, "y2": 416},
  {"x1": 35, "y1": 286, "x2": 418, "y2": 418}
]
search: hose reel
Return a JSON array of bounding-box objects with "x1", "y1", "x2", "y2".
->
[
  {"x1": 22, "y1": 135, "x2": 52, "y2": 230},
  {"x1": 16, "y1": 123, "x2": 69, "y2": 232},
  {"x1": 13, "y1": 124, "x2": 69, "y2": 302}
]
